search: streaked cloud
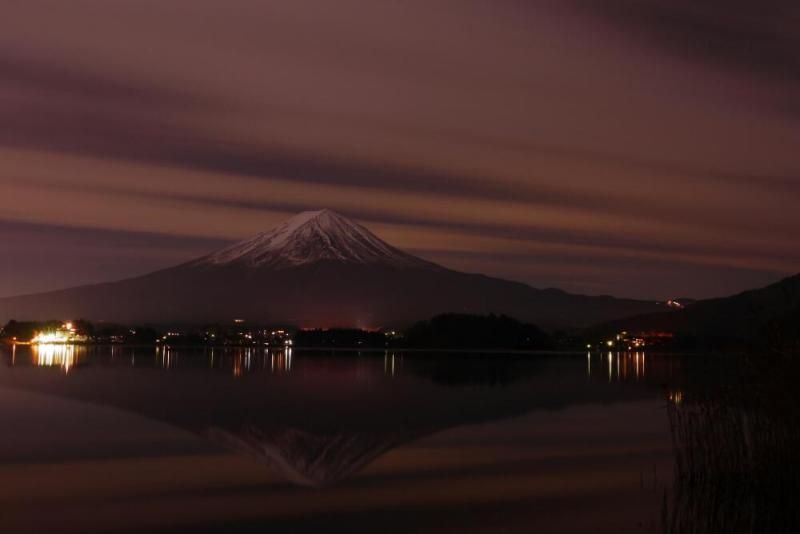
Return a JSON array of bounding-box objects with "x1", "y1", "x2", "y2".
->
[
  {"x1": 574, "y1": 0, "x2": 800, "y2": 86},
  {"x1": 0, "y1": 0, "x2": 796, "y2": 299}
]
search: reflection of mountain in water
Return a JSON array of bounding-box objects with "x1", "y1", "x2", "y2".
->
[
  {"x1": 209, "y1": 427, "x2": 421, "y2": 488},
  {"x1": 0, "y1": 347, "x2": 685, "y2": 487}
]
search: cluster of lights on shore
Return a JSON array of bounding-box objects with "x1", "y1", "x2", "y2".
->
[
  {"x1": 585, "y1": 331, "x2": 646, "y2": 352},
  {"x1": 585, "y1": 331, "x2": 651, "y2": 383},
  {"x1": 585, "y1": 330, "x2": 675, "y2": 353},
  {"x1": 30, "y1": 322, "x2": 86, "y2": 345},
  {"x1": 10, "y1": 322, "x2": 85, "y2": 373},
  {"x1": 584, "y1": 329, "x2": 685, "y2": 405}
]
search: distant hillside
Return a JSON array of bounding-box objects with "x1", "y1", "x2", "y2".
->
[
  {"x1": 761, "y1": 307, "x2": 800, "y2": 350},
  {"x1": 592, "y1": 274, "x2": 800, "y2": 345}
]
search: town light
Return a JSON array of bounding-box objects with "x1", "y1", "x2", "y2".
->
[{"x1": 32, "y1": 331, "x2": 70, "y2": 344}]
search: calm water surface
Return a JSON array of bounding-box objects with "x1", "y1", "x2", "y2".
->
[{"x1": 0, "y1": 346, "x2": 731, "y2": 533}]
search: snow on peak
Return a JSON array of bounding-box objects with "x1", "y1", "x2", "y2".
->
[{"x1": 196, "y1": 210, "x2": 435, "y2": 270}]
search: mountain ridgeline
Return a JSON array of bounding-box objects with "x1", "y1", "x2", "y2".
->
[{"x1": 0, "y1": 210, "x2": 666, "y2": 328}]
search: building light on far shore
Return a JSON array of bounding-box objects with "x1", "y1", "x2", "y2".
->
[
  {"x1": 32, "y1": 331, "x2": 71, "y2": 344},
  {"x1": 30, "y1": 322, "x2": 87, "y2": 345}
]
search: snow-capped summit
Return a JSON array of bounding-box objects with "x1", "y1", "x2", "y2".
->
[{"x1": 197, "y1": 209, "x2": 435, "y2": 270}]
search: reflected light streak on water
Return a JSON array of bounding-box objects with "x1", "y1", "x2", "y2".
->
[
  {"x1": 599, "y1": 350, "x2": 648, "y2": 383},
  {"x1": 31, "y1": 344, "x2": 79, "y2": 374}
]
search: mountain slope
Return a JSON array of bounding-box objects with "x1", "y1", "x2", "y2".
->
[
  {"x1": 0, "y1": 210, "x2": 666, "y2": 328},
  {"x1": 593, "y1": 274, "x2": 800, "y2": 342}
]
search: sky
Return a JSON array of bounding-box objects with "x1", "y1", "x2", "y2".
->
[{"x1": 0, "y1": 0, "x2": 798, "y2": 300}]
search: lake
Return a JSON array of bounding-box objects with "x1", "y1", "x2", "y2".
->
[{"x1": 0, "y1": 345, "x2": 787, "y2": 533}]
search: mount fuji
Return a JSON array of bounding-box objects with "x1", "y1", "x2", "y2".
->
[
  {"x1": 0, "y1": 210, "x2": 664, "y2": 328},
  {"x1": 192, "y1": 209, "x2": 437, "y2": 271}
]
